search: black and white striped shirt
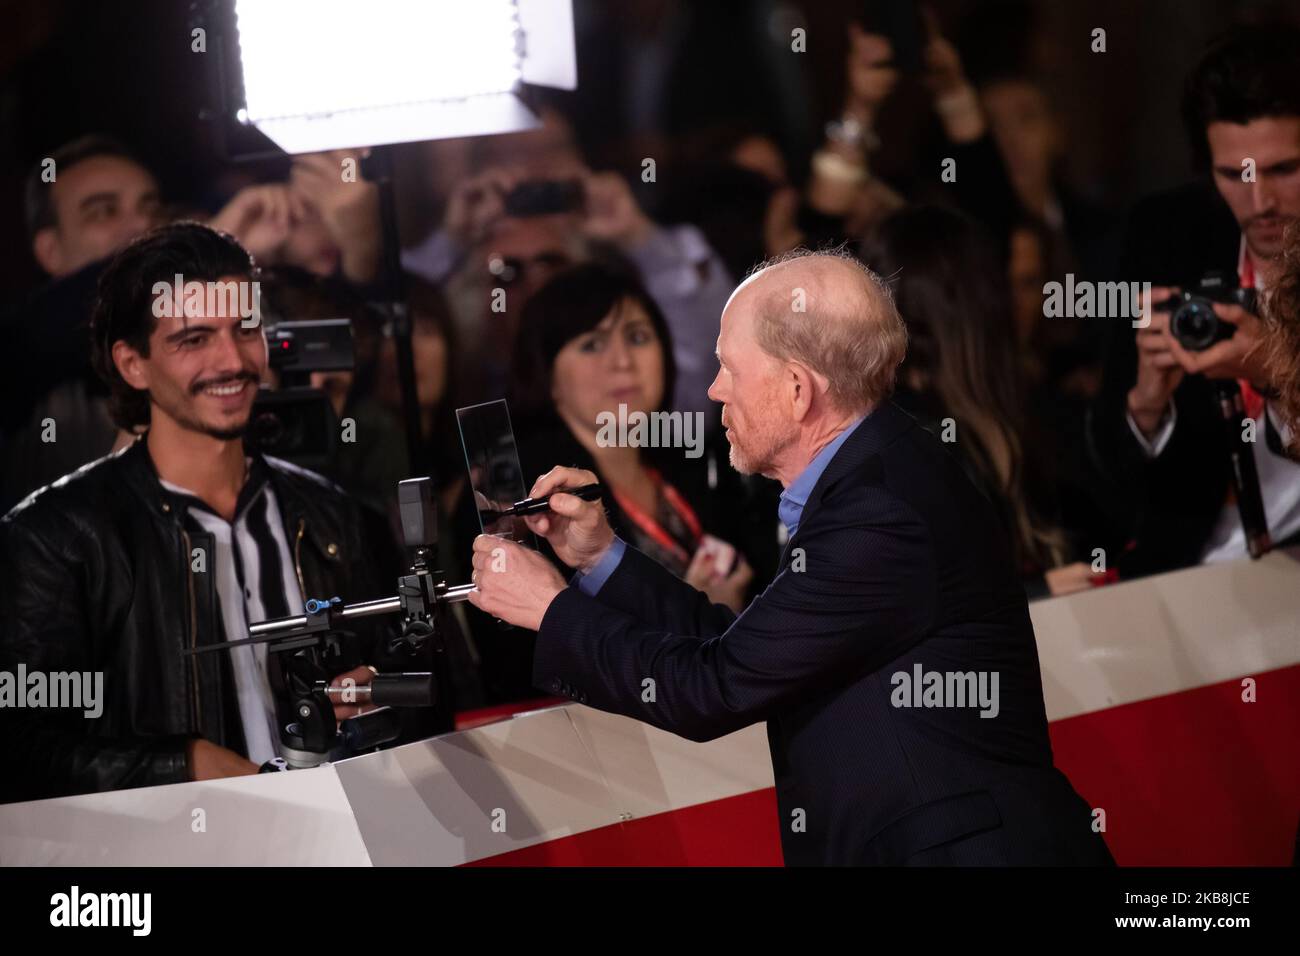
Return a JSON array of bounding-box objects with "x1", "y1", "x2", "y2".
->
[{"x1": 162, "y1": 460, "x2": 301, "y2": 765}]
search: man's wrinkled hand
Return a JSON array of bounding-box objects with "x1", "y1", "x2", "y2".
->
[
  {"x1": 467, "y1": 535, "x2": 567, "y2": 631},
  {"x1": 522, "y1": 467, "x2": 615, "y2": 572}
]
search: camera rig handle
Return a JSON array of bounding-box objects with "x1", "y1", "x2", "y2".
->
[{"x1": 185, "y1": 477, "x2": 475, "y2": 766}]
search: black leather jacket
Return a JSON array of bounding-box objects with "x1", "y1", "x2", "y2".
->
[{"x1": 0, "y1": 438, "x2": 384, "y2": 803}]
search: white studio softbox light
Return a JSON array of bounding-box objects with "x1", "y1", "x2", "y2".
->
[{"x1": 231, "y1": 0, "x2": 577, "y2": 154}]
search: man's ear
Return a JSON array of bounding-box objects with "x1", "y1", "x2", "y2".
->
[
  {"x1": 32, "y1": 228, "x2": 63, "y2": 276},
  {"x1": 786, "y1": 361, "x2": 826, "y2": 423},
  {"x1": 112, "y1": 340, "x2": 150, "y2": 392}
]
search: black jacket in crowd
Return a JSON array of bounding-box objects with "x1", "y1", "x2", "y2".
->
[
  {"x1": 0, "y1": 438, "x2": 401, "y2": 803},
  {"x1": 0, "y1": 260, "x2": 118, "y2": 514},
  {"x1": 535, "y1": 402, "x2": 1114, "y2": 865}
]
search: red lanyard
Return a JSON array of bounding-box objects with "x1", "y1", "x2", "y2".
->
[
  {"x1": 1238, "y1": 248, "x2": 1265, "y2": 421},
  {"x1": 609, "y1": 468, "x2": 703, "y2": 566}
]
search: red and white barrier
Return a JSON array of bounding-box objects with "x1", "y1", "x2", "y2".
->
[{"x1": 1, "y1": 549, "x2": 1296, "y2": 866}]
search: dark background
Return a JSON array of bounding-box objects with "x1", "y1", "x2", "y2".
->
[{"x1": 2, "y1": 0, "x2": 1298, "y2": 301}]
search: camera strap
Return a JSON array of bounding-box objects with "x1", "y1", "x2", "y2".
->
[{"x1": 1264, "y1": 404, "x2": 1300, "y2": 464}]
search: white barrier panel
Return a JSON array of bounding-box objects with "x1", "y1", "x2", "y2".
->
[
  {"x1": 0, "y1": 761, "x2": 369, "y2": 866},
  {"x1": 1032, "y1": 547, "x2": 1300, "y2": 720},
  {"x1": 0, "y1": 550, "x2": 1296, "y2": 866}
]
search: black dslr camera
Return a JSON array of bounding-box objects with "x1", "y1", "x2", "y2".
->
[{"x1": 1166, "y1": 272, "x2": 1257, "y2": 352}]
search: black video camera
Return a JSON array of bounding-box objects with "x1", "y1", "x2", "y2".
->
[
  {"x1": 1166, "y1": 272, "x2": 1256, "y2": 353},
  {"x1": 250, "y1": 318, "x2": 355, "y2": 470}
]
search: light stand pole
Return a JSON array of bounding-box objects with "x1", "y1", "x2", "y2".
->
[{"x1": 366, "y1": 146, "x2": 425, "y2": 476}]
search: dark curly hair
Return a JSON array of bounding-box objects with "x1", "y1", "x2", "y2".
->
[
  {"x1": 89, "y1": 221, "x2": 256, "y2": 430},
  {"x1": 1264, "y1": 223, "x2": 1300, "y2": 444},
  {"x1": 1182, "y1": 23, "x2": 1300, "y2": 170}
]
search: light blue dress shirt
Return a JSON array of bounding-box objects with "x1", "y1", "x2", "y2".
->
[
  {"x1": 574, "y1": 416, "x2": 865, "y2": 597},
  {"x1": 776, "y1": 415, "x2": 865, "y2": 538}
]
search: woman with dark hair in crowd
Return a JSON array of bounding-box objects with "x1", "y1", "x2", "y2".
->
[
  {"x1": 859, "y1": 205, "x2": 1096, "y2": 597},
  {"x1": 509, "y1": 263, "x2": 772, "y2": 609}
]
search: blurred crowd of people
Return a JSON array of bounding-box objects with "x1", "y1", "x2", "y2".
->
[{"x1": 3, "y1": 7, "x2": 1300, "y2": 719}]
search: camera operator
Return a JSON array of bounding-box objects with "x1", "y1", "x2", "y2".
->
[
  {"x1": 207, "y1": 148, "x2": 382, "y2": 286},
  {"x1": 0, "y1": 222, "x2": 384, "y2": 803},
  {"x1": 1090, "y1": 25, "x2": 1300, "y2": 576}
]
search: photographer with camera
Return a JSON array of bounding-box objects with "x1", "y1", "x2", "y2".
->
[
  {"x1": 0, "y1": 222, "x2": 387, "y2": 802},
  {"x1": 1090, "y1": 25, "x2": 1300, "y2": 577},
  {"x1": 402, "y1": 156, "x2": 732, "y2": 419}
]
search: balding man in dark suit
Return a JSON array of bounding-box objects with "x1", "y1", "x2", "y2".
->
[{"x1": 470, "y1": 249, "x2": 1114, "y2": 866}]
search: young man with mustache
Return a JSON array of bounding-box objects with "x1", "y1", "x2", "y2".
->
[{"x1": 0, "y1": 222, "x2": 380, "y2": 802}]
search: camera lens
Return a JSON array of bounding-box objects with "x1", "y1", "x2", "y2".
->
[{"x1": 1170, "y1": 298, "x2": 1220, "y2": 352}]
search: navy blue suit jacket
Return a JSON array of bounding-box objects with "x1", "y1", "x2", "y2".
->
[{"x1": 534, "y1": 401, "x2": 1114, "y2": 865}]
